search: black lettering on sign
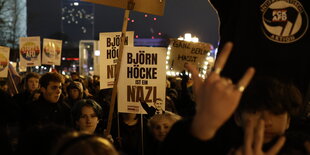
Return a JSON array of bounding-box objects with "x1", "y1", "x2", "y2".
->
[
  {"x1": 127, "y1": 66, "x2": 157, "y2": 79},
  {"x1": 127, "y1": 86, "x2": 157, "y2": 102},
  {"x1": 107, "y1": 64, "x2": 116, "y2": 79},
  {"x1": 106, "y1": 46, "x2": 119, "y2": 59},
  {"x1": 127, "y1": 51, "x2": 157, "y2": 65},
  {"x1": 106, "y1": 35, "x2": 129, "y2": 47},
  {"x1": 172, "y1": 41, "x2": 191, "y2": 49},
  {"x1": 191, "y1": 48, "x2": 209, "y2": 55},
  {"x1": 177, "y1": 54, "x2": 197, "y2": 62}
]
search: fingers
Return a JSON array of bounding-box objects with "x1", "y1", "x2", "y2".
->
[
  {"x1": 213, "y1": 42, "x2": 233, "y2": 74},
  {"x1": 254, "y1": 119, "x2": 264, "y2": 153},
  {"x1": 244, "y1": 119, "x2": 254, "y2": 154},
  {"x1": 236, "y1": 67, "x2": 255, "y2": 92},
  {"x1": 266, "y1": 136, "x2": 286, "y2": 155}
]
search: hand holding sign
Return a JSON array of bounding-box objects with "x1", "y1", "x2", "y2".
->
[{"x1": 186, "y1": 42, "x2": 255, "y2": 140}]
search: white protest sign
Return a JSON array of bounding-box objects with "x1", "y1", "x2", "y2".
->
[
  {"x1": 118, "y1": 46, "x2": 166, "y2": 114},
  {"x1": 99, "y1": 31, "x2": 134, "y2": 89},
  {"x1": 167, "y1": 39, "x2": 213, "y2": 75},
  {"x1": 42, "y1": 38, "x2": 62, "y2": 66},
  {"x1": 19, "y1": 36, "x2": 41, "y2": 67},
  {"x1": 0, "y1": 46, "x2": 10, "y2": 78}
]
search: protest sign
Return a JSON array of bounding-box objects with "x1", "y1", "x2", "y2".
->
[
  {"x1": 118, "y1": 46, "x2": 166, "y2": 114},
  {"x1": 19, "y1": 36, "x2": 41, "y2": 67},
  {"x1": 99, "y1": 31, "x2": 134, "y2": 89},
  {"x1": 42, "y1": 38, "x2": 62, "y2": 66},
  {"x1": 167, "y1": 39, "x2": 213, "y2": 76},
  {"x1": 0, "y1": 46, "x2": 10, "y2": 78},
  {"x1": 82, "y1": 0, "x2": 166, "y2": 16}
]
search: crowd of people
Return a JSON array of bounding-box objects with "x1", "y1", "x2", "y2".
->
[
  {"x1": 1, "y1": 0, "x2": 310, "y2": 154},
  {"x1": 0, "y1": 42, "x2": 309, "y2": 155}
]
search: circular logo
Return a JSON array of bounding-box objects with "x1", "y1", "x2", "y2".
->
[
  {"x1": 20, "y1": 42, "x2": 40, "y2": 60},
  {"x1": 43, "y1": 42, "x2": 61, "y2": 58},
  {"x1": 261, "y1": 0, "x2": 309, "y2": 43},
  {"x1": 0, "y1": 53, "x2": 8, "y2": 72}
]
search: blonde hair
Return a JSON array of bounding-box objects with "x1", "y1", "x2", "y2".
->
[{"x1": 148, "y1": 111, "x2": 182, "y2": 129}]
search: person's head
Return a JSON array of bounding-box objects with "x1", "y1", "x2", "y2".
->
[
  {"x1": 24, "y1": 72, "x2": 40, "y2": 93},
  {"x1": 148, "y1": 111, "x2": 181, "y2": 142},
  {"x1": 154, "y1": 98, "x2": 164, "y2": 111},
  {"x1": 234, "y1": 76, "x2": 302, "y2": 143},
  {"x1": 0, "y1": 80, "x2": 8, "y2": 92},
  {"x1": 93, "y1": 75, "x2": 99, "y2": 82},
  {"x1": 70, "y1": 72, "x2": 80, "y2": 81},
  {"x1": 40, "y1": 72, "x2": 64, "y2": 103},
  {"x1": 67, "y1": 81, "x2": 83, "y2": 100},
  {"x1": 71, "y1": 99, "x2": 102, "y2": 134},
  {"x1": 51, "y1": 132, "x2": 118, "y2": 155}
]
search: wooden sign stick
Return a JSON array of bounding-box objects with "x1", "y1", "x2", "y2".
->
[{"x1": 105, "y1": 0, "x2": 135, "y2": 135}]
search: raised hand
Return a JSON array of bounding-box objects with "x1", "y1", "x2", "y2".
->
[
  {"x1": 187, "y1": 42, "x2": 255, "y2": 140},
  {"x1": 233, "y1": 119, "x2": 286, "y2": 155}
]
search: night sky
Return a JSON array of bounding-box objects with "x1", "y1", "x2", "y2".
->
[{"x1": 27, "y1": 0, "x2": 219, "y2": 48}]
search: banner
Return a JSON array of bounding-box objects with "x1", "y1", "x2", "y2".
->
[
  {"x1": 99, "y1": 31, "x2": 134, "y2": 89},
  {"x1": 117, "y1": 46, "x2": 166, "y2": 114},
  {"x1": 42, "y1": 38, "x2": 62, "y2": 66},
  {"x1": 167, "y1": 39, "x2": 213, "y2": 76},
  {"x1": 0, "y1": 46, "x2": 10, "y2": 78},
  {"x1": 19, "y1": 36, "x2": 41, "y2": 67},
  {"x1": 82, "y1": 0, "x2": 166, "y2": 16}
]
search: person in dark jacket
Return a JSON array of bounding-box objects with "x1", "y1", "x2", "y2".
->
[{"x1": 24, "y1": 72, "x2": 71, "y2": 130}]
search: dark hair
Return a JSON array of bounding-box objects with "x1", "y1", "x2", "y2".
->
[
  {"x1": 237, "y1": 76, "x2": 302, "y2": 116},
  {"x1": 50, "y1": 132, "x2": 118, "y2": 155},
  {"x1": 71, "y1": 99, "x2": 103, "y2": 125},
  {"x1": 40, "y1": 72, "x2": 64, "y2": 88},
  {"x1": 25, "y1": 72, "x2": 40, "y2": 82},
  {"x1": 70, "y1": 72, "x2": 79, "y2": 76}
]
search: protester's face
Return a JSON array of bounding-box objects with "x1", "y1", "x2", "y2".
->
[
  {"x1": 27, "y1": 77, "x2": 39, "y2": 93},
  {"x1": 241, "y1": 110, "x2": 290, "y2": 143},
  {"x1": 76, "y1": 106, "x2": 99, "y2": 134},
  {"x1": 151, "y1": 118, "x2": 174, "y2": 142},
  {"x1": 41, "y1": 81, "x2": 62, "y2": 103},
  {"x1": 154, "y1": 100, "x2": 163, "y2": 110},
  {"x1": 69, "y1": 88, "x2": 80, "y2": 100}
]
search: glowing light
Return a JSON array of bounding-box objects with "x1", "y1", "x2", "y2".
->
[
  {"x1": 131, "y1": 19, "x2": 135, "y2": 23},
  {"x1": 94, "y1": 50, "x2": 100, "y2": 56},
  {"x1": 153, "y1": 17, "x2": 157, "y2": 21},
  {"x1": 184, "y1": 33, "x2": 192, "y2": 41},
  {"x1": 158, "y1": 32, "x2": 162, "y2": 35},
  {"x1": 192, "y1": 36, "x2": 199, "y2": 42},
  {"x1": 144, "y1": 14, "x2": 148, "y2": 17},
  {"x1": 178, "y1": 36, "x2": 184, "y2": 40},
  {"x1": 135, "y1": 35, "x2": 139, "y2": 38},
  {"x1": 73, "y1": 2, "x2": 79, "y2": 6}
]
